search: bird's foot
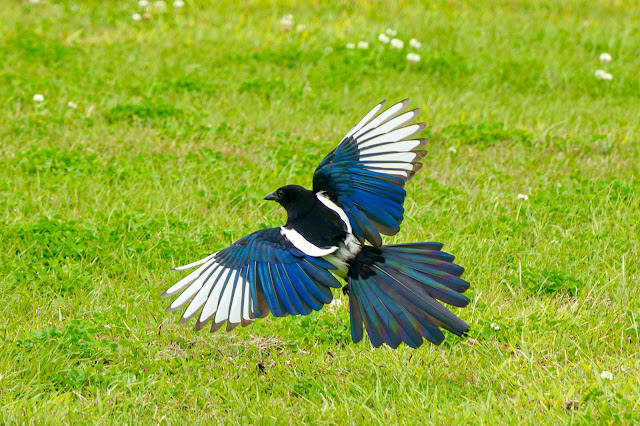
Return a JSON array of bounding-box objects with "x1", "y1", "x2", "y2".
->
[{"x1": 341, "y1": 284, "x2": 350, "y2": 296}]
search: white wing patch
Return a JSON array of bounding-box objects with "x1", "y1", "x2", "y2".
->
[
  {"x1": 338, "y1": 100, "x2": 426, "y2": 184},
  {"x1": 344, "y1": 100, "x2": 386, "y2": 139},
  {"x1": 358, "y1": 139, "x2": 422, "y2": 154},
  {"x1": 316, "y1": 191, "x2": 352, "y2": 233},
  {"x1": 163, "y1": 255, "x2": 255, "y2": 331},
  {"x1": 351, "y1": 100, "x2": 407, "y2": 139},
  {"x1": 280, "y1": 227, "x2": 339, "y2": 257}
]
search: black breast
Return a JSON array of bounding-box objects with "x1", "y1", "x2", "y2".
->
[{"x1": 285, "y1": 199, "x2": 347, "y2": 249}]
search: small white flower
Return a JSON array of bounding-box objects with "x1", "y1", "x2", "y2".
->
[
  {"x1": 28, "y1": 0, "x2": 40, "y2": 3},
  {"x1": 296, "y1": 24, "x2": 306, "y2": 32},
  {"x1": 599, "y1": 52, "x2": 612, "y2": 65},
  {"x1": 67, "y1": 101, "x2": 78, "y2": 109},
  {"x1": 390, "y1": 38, "x2": 404, "y2": 49},
  {"x1": 357, "y1": 41, "x2": 369, "y2": 49},
  {"x1": 279, "y1": 14, "x2": 294, "y2": 31},
  {"x1": 448, "y1": 146, "x2": 457, "y2": 154},
  {"x1": 409, "y1": 38, "x2": 422, "y2": 49},
  {"x1": 517, "y1": 194, "x2": 529, "y2": 201},
  {"x1": 173, "y1": 0, "x2": 184, "y2": 8},
  {"x1": 132, "y1": 13, "x2": 142, "y2": 21},
  {"x1": 33, "y1": 94, "x2": 44, "y2": 102},
  {"x1": 406, "y1": 52, "x2": 421, "y2": 63},
  {"x1": 600, "y1": 370, "x2": 613, "y2": 380},
  {"x1": 620, "y1": 366, "x2": 626, "y2": 372},
  {"x1": 328, "y1": 298, "x2": 343, "y2": 311},
  {"x1": 378, "y1": 33, "x2": 390, "y2": 43},
  {"x1": 346, "y1": 43, "x2": 355, "y2": 49},
  {"x1": 138, "y1": 0, "x2": 149, "y2": 7},
  {"x1": 594, "y1": 69, "x2": 606, "y2": 80},
  {"x1": 385, "y1": 28, "x2": 397, "y2": 36},
  {"x1": 490, "y1": 323, "x2": 500, "y2": 331},
  {"x1": 153, "y1": 0, "x2": 166, "y2": 9},
  {"x1": 602, "y1": 72, "x2": 613, "y2": 81}
]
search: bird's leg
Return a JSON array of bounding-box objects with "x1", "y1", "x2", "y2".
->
[{"x1": 341, "y1": 284, "x2": 350, "y2": 296}]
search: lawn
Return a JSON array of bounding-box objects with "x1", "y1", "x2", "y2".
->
[{"x1": 1, "y1": 0, "x2": 639, "y2": 423}]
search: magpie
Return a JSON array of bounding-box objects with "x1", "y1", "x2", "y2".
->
[{"x1": 162, "y1": 99, "x2": 470, "y2": 349}]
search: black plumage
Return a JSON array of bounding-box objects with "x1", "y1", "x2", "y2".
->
[{"x1": 163, "y1": 99, "x2": 471, "y2": 349}]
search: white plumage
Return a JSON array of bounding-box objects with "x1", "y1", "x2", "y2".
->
[
  {"x1": 164, "y1": 98, "x2": 426, "y2": 333},
  {"x1": 280, "y1": 227, "x2": 339, "y2": 256},
  {"x1": 316, "y1": 192, "x2": 352, "y2": 233},
  {"x1": 344, "y1": 101, "x2": 386, "y2": 139},
  {"x1": 351, "y1": 100, "x2": 408, "y2": 139}
]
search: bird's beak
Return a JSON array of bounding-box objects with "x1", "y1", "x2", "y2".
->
[{"x1": 263, "y1": 192, "x2": 278, "y2": 201}]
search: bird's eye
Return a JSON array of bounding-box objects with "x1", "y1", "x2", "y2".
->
[{"x1": 277, "y1": 189, "x2": 284, "y2": 197}]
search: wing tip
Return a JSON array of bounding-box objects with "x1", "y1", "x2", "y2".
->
[
  {"x1": 396, "y1": 98, "x2": 410, "y2": 109},
  {"x1": 210, "y1": 320, "x2": 226, "y2": 333},
  {"x1": 165, "y1": 304, "x2": 181, "y2": 313},
  {"x1": 416, "y1": 137, "x2": 429, "y2": 149}
]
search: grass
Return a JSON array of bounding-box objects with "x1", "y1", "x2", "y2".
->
[{"x1": 1, "y1": 0, "x2": 639, "y2": 423}]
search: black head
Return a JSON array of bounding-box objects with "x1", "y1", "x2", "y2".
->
[{"x1": 263, "y1": 185, "x2": 316, "y2": 220}]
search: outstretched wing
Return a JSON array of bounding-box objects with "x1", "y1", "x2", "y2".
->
[
  {"x1": 161, "y1": 228, "x2": 341, "y2": 332},
  {"x1": 313, "y1": 99, "x2": 427, "y2": 247}
]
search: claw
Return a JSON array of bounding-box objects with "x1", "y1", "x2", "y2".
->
[{"x1": 341, "y1": 284, "x2": 350, "y2": 296}]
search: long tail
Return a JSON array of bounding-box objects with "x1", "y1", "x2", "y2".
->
[{"x1": 347, "y1": 242, "x2": 470, "y2": 349}]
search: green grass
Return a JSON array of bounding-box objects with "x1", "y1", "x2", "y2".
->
[{"x1": 1, "y1": 0, "x2": 639, "y2": 423}]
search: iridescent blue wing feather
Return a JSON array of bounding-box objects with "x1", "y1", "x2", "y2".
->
[
  {"x1": 313, "y1": 100, "x2": 427, "y2": 246},
  {"x1": 162, "y1": 228, "x2": 341, "y2": 332}
]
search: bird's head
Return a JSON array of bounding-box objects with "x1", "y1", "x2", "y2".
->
[{"x1": 264, "y1": 185, "x2": 316, "y2": 220}]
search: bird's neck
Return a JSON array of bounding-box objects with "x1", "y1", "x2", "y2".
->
[{"x1": 284, "y1": 195, "x2": 317, "y2": 223}]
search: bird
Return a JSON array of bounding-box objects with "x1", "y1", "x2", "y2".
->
[{"x1": 161, "y1": 99, "x2": 470, "y2": 349}]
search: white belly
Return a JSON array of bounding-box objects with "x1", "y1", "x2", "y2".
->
[{"x1": 323, "y1": 233, "x2": 362, "y2": 278}]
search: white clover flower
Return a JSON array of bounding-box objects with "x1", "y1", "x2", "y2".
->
[
  {"x1": 600, "y1": 370, "x2": 613, "y2": 380},
  {"x1": 448, "y1": 146, "x2": 457, "y2": 154},
  {"x1": 390, "y1": 38, "x2": 404, "y2": 49},
  {"x1": 67, "y1": 101, "x2": 78, "y2": 109},
  {"x1": 594, "y1": 69, "x2": 606, "y2": 80},
  {"x1": 378, "y1": 33, "x2": 390, "y2": 43},
  {"x1": 409, "y1": 38, "x2": 422, "y2": 49},
  {"x1": 328, "y1": 299, "x2": 343, "y2": 310},
  {"x1": 385, "y1": 28, "x2": 397, "y2": 36},
  {"x1": 153, "y1": 0, "x2": 166, "y2": 9},
  {"x1": 138, "y1": 0, "x2": 149, "y2": 7},
  {"x1": 33, "y1": 94, "x2": 44, "y2": 102},
  {"x1": 406, "y1": 52, "x2": 421, "y2": 63},
  {"x1": 602, "y1": 72, "x2": 613, "y2": 81},
  {"x1": 490, "y1": 323, "x2": 500, "y2": 331},
  {"x1": 279, "y1": 14, "x2": 294, "y2": 31},
  {"x1": 296, "y1": 24, "x2": 306, "y2": 32},
  {"x1": 620, "y1": 366, "x2": 626, "y2": 372},
  {"x1": 357, "y1": 41, "x2": 369, "y2": 49},
  {"x1": 173, "y1": 0, "x2": 184, "y2": 8},
  {"x1": 599, "y1": 52, "x2": 612, "y2": 65},
  {"x1": 517, "y1": 194, "x2": 529, "y2": 201},
  {"x1": 346, "y1": 43, "x2": 355, "y2": 49},
  {"x1": 132, "y1": 13, "x2": 142, "y2": 21}
]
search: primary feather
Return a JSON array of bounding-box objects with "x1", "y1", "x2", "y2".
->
[{"x1": 163, "y1": 99, "x2": 471, "y2": 349}]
